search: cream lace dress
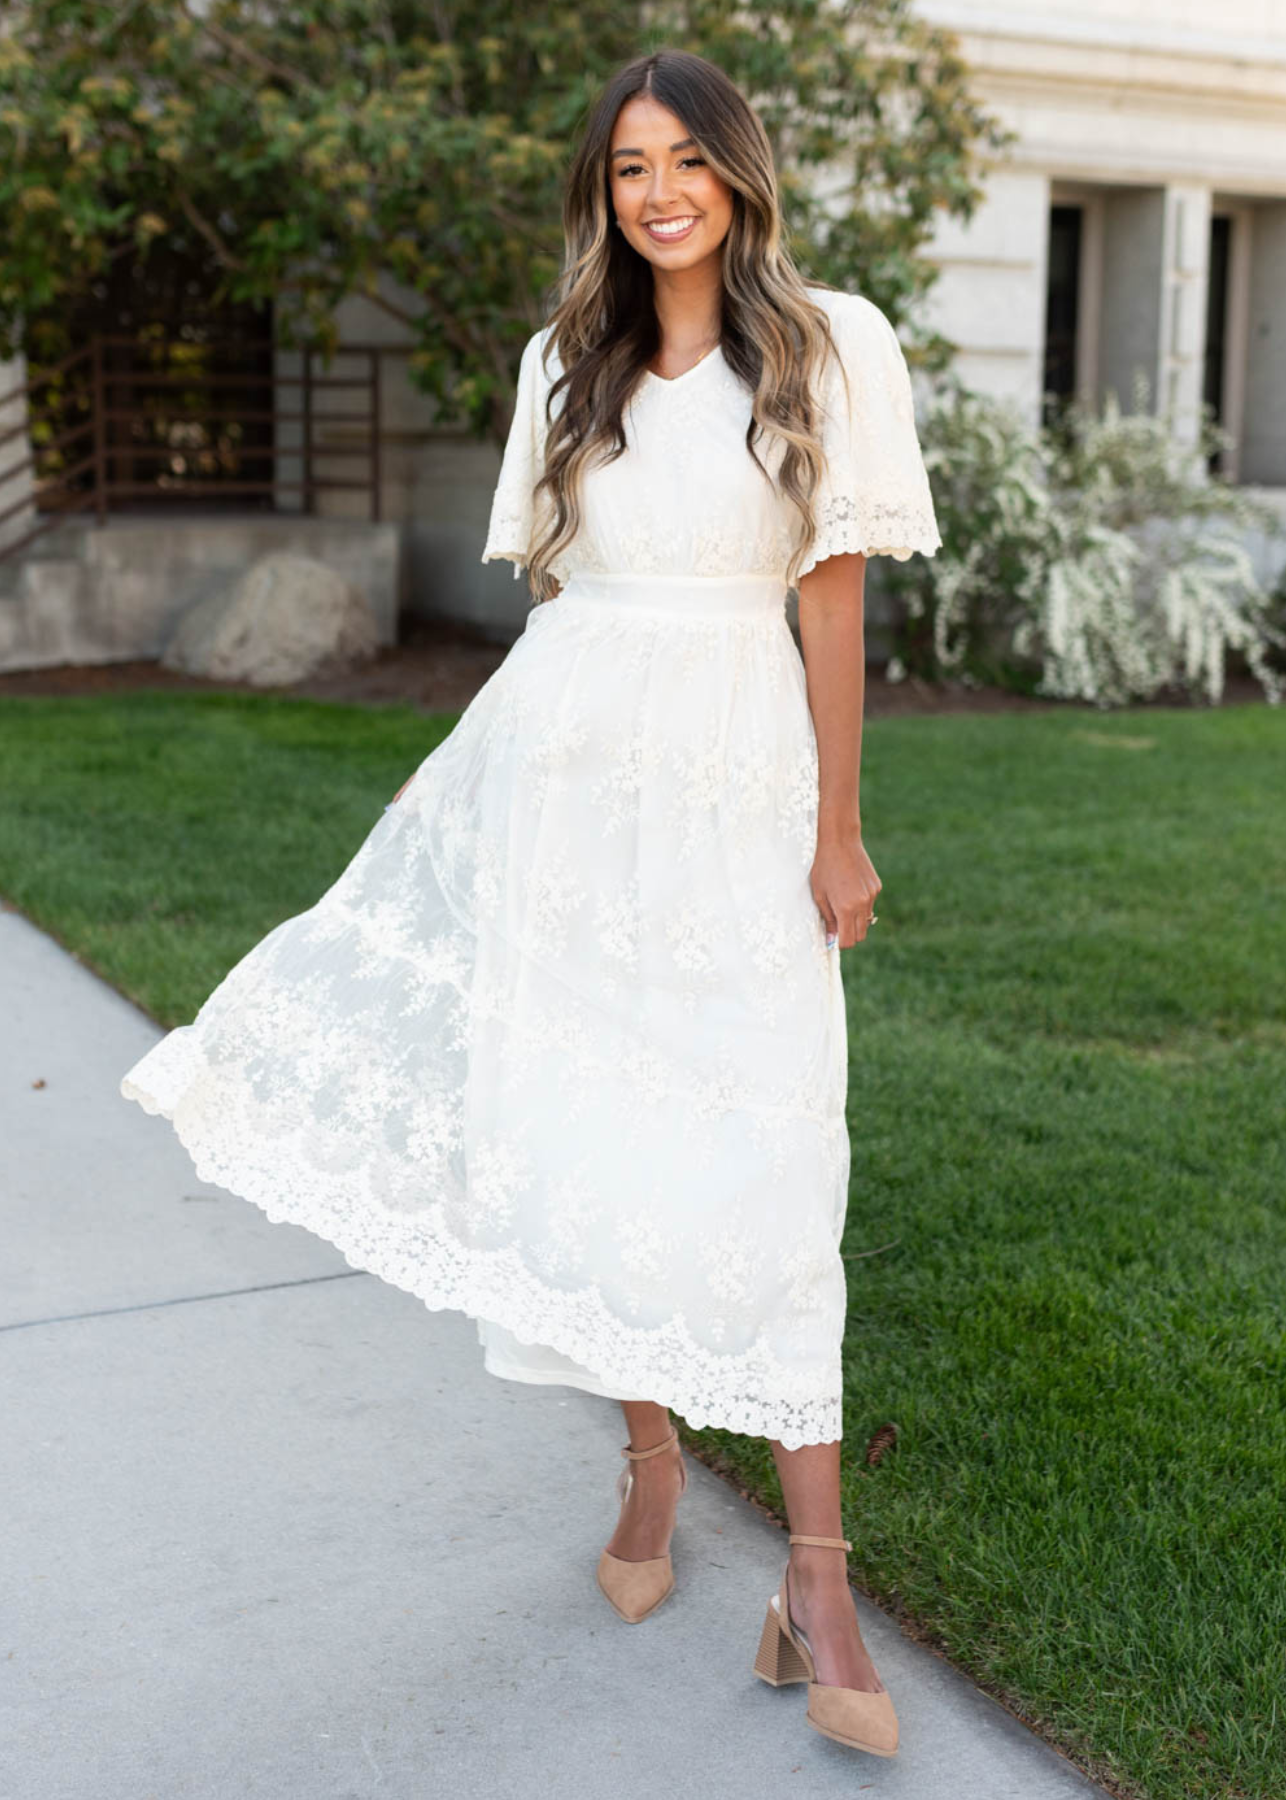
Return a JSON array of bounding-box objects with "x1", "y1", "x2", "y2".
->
[{"x1": 119, "y1": 286, "x2": 940, "y2": 1448}]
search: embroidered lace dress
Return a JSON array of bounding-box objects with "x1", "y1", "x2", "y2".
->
[{"x1": 119, "y1": 286, "x2": 940, "y2": 1448}]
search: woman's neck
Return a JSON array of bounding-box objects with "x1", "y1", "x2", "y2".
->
[{"x1": 651, "y1": 259, "x2": 723, "y2": 356}]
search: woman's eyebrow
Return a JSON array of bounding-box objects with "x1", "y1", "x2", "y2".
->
[{"x1": 610, "y1": 138, "x2": 697, "y2": 160}]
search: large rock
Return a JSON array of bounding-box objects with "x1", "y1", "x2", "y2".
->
[{"x1": 161, "y1": 552, "x2": 380, "y2": 686}]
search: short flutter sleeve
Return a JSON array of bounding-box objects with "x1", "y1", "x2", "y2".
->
[
  {"x1": 798, "y1": 291, "x2": 942, "y2": 578},
  {"x1": 480, "y1": 326, "x2": 554, "y2": 580}
]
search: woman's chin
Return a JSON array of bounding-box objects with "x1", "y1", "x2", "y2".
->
[{"x1": 635, "y1": 233, "x2": 724, "y2": 273}]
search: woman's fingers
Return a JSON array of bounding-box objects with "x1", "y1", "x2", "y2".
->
[
  {"x1": 812, "y1": 877, "x2": 837, "y2": 932},
  {"x1": 836, "y1": 890, "x2": 881, "y2": 947},
  {"x1": 812, "y1": 850, "x2": 881, "y2": 949}
]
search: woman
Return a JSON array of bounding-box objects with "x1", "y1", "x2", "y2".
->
[{"x1": 121, "y1": 48, "x2": 940, "y2": 1758}]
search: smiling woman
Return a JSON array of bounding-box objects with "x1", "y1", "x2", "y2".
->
[{"x1": 118, "y1": 44, "x2": 940, "y2": 1758}]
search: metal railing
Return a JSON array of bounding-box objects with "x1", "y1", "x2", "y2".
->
[{"x1": 0, "y1": 334, "x2": 406, "y2": 567}]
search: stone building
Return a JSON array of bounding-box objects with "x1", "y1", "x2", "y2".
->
[{"x1": 916, "y1": 0, "x2": 1285, "y2": 518}]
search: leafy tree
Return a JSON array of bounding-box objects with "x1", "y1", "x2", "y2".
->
[{"x1": 0, "y1": 1, "x2": 1011, "y2": 441}]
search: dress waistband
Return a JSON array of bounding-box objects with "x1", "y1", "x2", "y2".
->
[{"x1": 555, "y1": 570, "x2": 786, "y2": 620}]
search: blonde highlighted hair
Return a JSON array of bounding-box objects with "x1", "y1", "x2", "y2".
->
[{"x1": 525, "y1": 47, "x2": 849, "y2": 600}]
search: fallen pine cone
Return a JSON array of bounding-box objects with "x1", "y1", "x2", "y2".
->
[{"x1": 864, "y1": 1423, "x2": 898, "y2": 1467}]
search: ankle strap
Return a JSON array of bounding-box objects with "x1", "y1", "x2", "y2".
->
[
  {"x1": 789, "y1": 1534, "x2": 852, "y2": 1551},
  {"x1": 621, "y1": 1426, "x2": 679, "y2": 1461}
]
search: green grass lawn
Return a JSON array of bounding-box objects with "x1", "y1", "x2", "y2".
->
[{"x1": 1, "y1": 689, "x2": 1283, "y2": 1800}]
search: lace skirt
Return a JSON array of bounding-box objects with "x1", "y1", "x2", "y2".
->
[{"x1": 120, "y1": 571, "x2": 851, "y2": 1448}]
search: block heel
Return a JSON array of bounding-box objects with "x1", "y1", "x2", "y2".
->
[{"x1": 753, "y1": 1596, "x2": 812, "y2": 1685}]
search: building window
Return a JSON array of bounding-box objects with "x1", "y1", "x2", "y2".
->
[
  {"x1": 1043, "y1": 204, "x2": 1082, "y2": 428},
  {"x1": 1203, "y1": 215, "x2": 1232, "y2": 475}
]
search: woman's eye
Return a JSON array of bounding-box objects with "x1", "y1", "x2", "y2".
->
[{"x1": 616, "y1": 156, "x2": 705, "y2": 178}]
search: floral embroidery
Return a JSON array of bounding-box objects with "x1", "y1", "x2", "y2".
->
[
  {"x1": 594, "y1": 880, "x2": 642, "y2": 974},
  {"x1": 522, "y1": 714, "x2": 592, "y2": 805},
  {"x1": 589, "y1": 728, "x2": 666, "y2": 835},
  {"x1": 699, "y1": 1228, "x2": 768, "y2": 1310},
  {"x1": 662, "y1": 899, "x2": 724, "y2": 1016},
  {"x1": 533, "y1": 1164, "x2": 604, "y2": 1278},
  {"x1": 471, "y1": 1133, "x2": 535, "y2": 1233},
  {"x1": 521, "y1": 841, "x2": 587, "y2": 959}
]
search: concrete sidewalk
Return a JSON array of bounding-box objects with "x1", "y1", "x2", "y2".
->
[{"x1": 0, "y1": 906, "x2": 1109, "y2": 1800}]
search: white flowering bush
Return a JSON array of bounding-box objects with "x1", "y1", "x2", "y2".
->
[{"x1": 885, "y1": 373, "x2": 1286, "y2": 706}]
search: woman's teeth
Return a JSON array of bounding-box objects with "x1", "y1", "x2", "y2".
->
[{"x1": 646, "y1": 217, "x2": 697, "y2": 238}]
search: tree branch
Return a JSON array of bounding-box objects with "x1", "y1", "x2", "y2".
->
[
  {"x1": 174, "y1": 189, "x2": 246, "y2": 272},
  {"x1": 360, "y1": 288, "x2": 419, "y2": 332},
  {"x1": 178, "y1": 4, "x2": 314, "y2": 90}
]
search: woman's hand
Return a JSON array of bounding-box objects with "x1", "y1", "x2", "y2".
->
[
  {"x1": 386, "y1": 773, "x2": 416, "y2": 810},
  {"x1": 810, "y1": 825, "x2": 882, "y2": 949}
]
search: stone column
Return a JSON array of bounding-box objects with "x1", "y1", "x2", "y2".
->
[
  {"x1": 1159, "y1": 183, "x2": 1213, "y2": 450},
  {"x1": 1240, "y1": 201, "x2": 1286, "y2": 487},
  {"x1": 1098, "y1": 183, "x2": 1210, "y2": 447}
]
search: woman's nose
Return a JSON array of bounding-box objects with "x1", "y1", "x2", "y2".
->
[{"x1": 648, "y1": 172, "x2": 679, "y2": 207}]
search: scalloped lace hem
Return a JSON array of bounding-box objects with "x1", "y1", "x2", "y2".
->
[
  {"x1": 797, "y1": 502, "x2": 943, "y2": 580},
  {"x1": 480, "y1": 542, "x2": 528, "y2": 580},
  {"x1": 120, "y1": 1068, "x2": 843, "y2": 1449}
]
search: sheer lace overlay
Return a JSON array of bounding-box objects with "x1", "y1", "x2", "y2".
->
[{"x1": 121, "y1": 287, "x2": 940, "y2": 1448}]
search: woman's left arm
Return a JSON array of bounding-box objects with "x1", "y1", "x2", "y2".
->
[{"x1": 797, "y1": 550, "x2": 882, "y2": 949}]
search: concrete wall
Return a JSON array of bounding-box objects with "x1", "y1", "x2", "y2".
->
[{"x1": 0, "y1": 518, "x2": 401, "y2": 673}]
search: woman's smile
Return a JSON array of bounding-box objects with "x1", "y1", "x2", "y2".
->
[{"x1": 644, "y1": 215, "x2": 699, "y2": 243}]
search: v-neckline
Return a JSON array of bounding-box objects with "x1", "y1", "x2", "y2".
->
[{"x1": 642, "y1": 342, "x2": 724, "y2": 389}]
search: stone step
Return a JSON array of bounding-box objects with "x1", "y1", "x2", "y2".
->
[
  {"x1": 0, "y1": 517, "x2": 97, "y2": 573},
  {"x1": 20, "y1": 519, "x2": 98, "y2": 561}
]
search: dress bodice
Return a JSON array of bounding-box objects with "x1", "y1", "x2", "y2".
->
[{"x1": 481, "y1": 285, "x2": 941, "y2": 590}]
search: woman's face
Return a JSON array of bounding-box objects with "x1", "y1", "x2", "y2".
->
[{"x1": 607, "y1": 95, "x2": 734, "y2": 274}]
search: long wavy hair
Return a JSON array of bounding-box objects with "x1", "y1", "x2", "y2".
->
[{"x1": 524, "y1": 48, "x2": 849, "y2": 601}]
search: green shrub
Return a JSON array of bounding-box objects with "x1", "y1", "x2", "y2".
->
[{"x1": 886, "y1": 372, "x2": 1286, "y2": 707}]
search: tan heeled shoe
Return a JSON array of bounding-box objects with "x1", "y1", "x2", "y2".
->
[
  {"x1": 752, "y1": 1533, "x2": 899, "y2": 1757},
  {"x1": 595, "y1": 1425, "x2": 688, "y2": 1623}
]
